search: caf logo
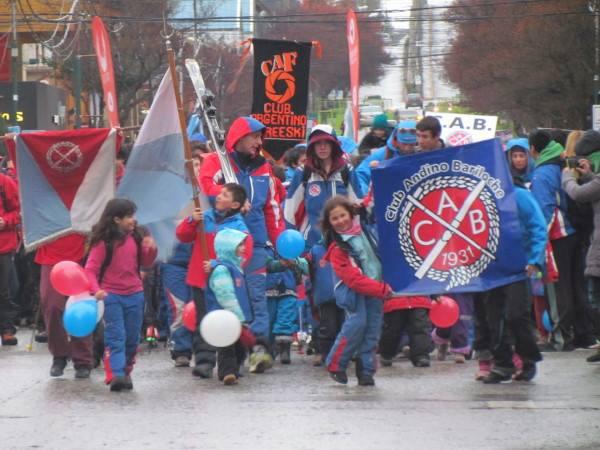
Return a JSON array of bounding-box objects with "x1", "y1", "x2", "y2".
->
[
  {"x1": 308, "y1": 184, "x2": 321, "y2": 197},
  {"x1": 261, "y1": 51, "x2": 298, "y2": 104},
  {"x1": 398, "y1": 175, "x2": 500, "y2": 289},
  {"x1": 46, "y1": 141, "x2": 83, "y2": 174}
]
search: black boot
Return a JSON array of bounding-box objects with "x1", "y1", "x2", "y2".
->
[
  {"x1": 279, "y1": 342, "x2": 291, "y2": 365},
  {"x1": 355, "y1": 359, "x2": 375, "y2": 386},
  {"x1": 50, "y1": 357, "x2": 67, "y2": 377}
]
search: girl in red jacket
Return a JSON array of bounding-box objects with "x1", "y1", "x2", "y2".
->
[{"x1": 322, "y1": 196, "x2": 392, "y2": 386}]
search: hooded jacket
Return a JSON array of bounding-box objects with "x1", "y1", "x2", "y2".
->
[
  {"x1": 531, "y1": 141, "x2": 575, "y2": 239},
  {"x1": 355, "y1": 124, "x2": 415, "y2": 193},
  {"x1": 514, "y1": 183, "x2": 548, "y2": 270},
  {"x1": 284, "y1": 129, "x2": 363, "y2": 249},
  {"x1": 198, "y1": 116, "x2": 283, "y2": 247},
  {"x1": 506, "y1": 138, "x2": 534, "y2": 184},
  {"x1": 205, "y1": 229, "x2": 253, "y2": 323}
]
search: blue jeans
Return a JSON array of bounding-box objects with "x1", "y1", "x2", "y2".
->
[
  {"x1": 267, "y1": 295, "x2": 299, "y2": 337},
  {"x1": 162, "y1": 263, "x2": 193, "y2": 357},
  {"x1": 103, "y1": 291, "x2": 145, "y2": 379},
  {"x1": 326, "y1": 295, "x2": 383, "y2": 376},
  {"x1": 246, "y1": 246, "x2": 269, "y2": 340}
]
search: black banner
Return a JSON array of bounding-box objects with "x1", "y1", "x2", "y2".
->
[{"x1": 251, "y1": 38, "x2": 312, "y2": 162}]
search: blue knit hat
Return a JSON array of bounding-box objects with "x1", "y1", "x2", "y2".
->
[
  {"x1": 395, "y1": 120, "x2": 417, "y2": 144},
  {"x1": 506, "y1": 138, "x2": 529, "y2": 153},
  {"x1": 372, "y1": 114, "x2": 389, "y2": 130}
]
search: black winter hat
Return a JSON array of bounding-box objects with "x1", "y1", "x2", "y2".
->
[{"x1": 575, "y1": 130, "x2": 600, "y2": 156}]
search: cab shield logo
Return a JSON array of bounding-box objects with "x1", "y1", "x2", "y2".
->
[{"x1": 372, "y1": 138, "x2": 527, "y2": 295}]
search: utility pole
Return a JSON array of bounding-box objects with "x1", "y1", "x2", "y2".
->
[
  {"x1": 10, "y1": 0, "x2": 18, "y2": 126},
  {"x1": 590, "y1": 1, "x2": 600, "y2": 129}
]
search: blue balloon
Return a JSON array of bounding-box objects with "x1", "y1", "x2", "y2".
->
[
  {"x1": 542, "y1": 310, "x2": 552, "y2": 332},
  {"x1": 63, "y1": 300, "x2": 98, "y2": 338},
  {"x1": 276, "y1": 230, "x2": 305, "y2": 259}
]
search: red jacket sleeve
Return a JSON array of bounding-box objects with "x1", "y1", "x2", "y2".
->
[
  {"x1": 264, "y1": 174, "x2": 285, "y2": 244},
  {"x1": 199, "y1": 153, "x2": 226, "y2": 198},
  {"x1": 176, "y1": 218, "x2": 198, "y2": 243},
  {"x1": 328, "y1": 244, "x2": 389, "y2": 299},
  {"x1": 1, "y1": 175, "x2": 20, "y2": 229}
]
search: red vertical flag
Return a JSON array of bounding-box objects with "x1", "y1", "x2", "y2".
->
[
  {"x1": 346, "y1": 10, "x2": 360, "y2": 142},
  {"x1": 91, "y1": 17, "x2": 120, "y2": 128}
]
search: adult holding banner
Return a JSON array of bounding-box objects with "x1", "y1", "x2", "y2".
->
[
  {"x1": 285, "y1": 124, "x2": 364, "y2": 250},
  {"x1": 199, "y1": 116, "x2": 284, "y2": 373}
]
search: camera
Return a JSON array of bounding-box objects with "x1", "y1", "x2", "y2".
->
[{"x1": 565, "y1": 157, "x2": 580, "y2": 169}]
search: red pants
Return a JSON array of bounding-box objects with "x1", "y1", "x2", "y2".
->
[{"x1": 40, "y1": 264, "x2": 93, "y2": 368}]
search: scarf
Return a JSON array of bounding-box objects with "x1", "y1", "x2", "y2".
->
[
  {"x1": 340, "y1": 217, "x2": 362, "y2": 238},
  {"x1": 535, "y1": 140, "x2": 564, "y2": 167},
  {"x1": 588, "y1": 151, "x2": 600, "y2": 173}
]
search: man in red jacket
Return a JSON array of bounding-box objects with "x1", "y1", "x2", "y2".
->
[{"x1": 0, "y1": 171, "x2": 20, "y2": 345}]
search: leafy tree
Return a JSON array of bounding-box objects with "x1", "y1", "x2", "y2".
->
[{"x1": 444, "y1": 0, "x2": 594, "y2": 129}]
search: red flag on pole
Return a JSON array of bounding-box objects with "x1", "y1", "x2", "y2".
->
[
  {"x1": 91, "y1": 17, "x2": 120, "y2": 128},
  {"x1": 346, "y1": 10, "x2": 360, "y2": 142}
]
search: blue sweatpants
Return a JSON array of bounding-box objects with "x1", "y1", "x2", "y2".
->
[
  {"x1": 162, "y1": 263, "x2": 193, "y2": 357},
  {"x1": 103, "y1": 291, "x2": 145, "y2": 380},
  {"x1": 267, "y1": 295, "x2": 299, "y2": 337},
  {"x1": 326, "y1": 296, "x2": 383, "y2": 376},
  {"x1": 246, "y1": 246, "x2": 269, "y2": 340}
]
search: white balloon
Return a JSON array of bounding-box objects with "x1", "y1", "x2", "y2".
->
[
  {"x1": 96, "y1": 300, "x2": 104, "y2": 324},
  {"x1": 200, "y1": 310, "x2": 242, "y2": 348}
]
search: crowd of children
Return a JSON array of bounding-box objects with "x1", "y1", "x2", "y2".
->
[{"x1": 1, "y1": 114, "x2": 600, "y2": 392}]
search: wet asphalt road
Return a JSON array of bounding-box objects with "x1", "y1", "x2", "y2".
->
[{"x1": 1, "y1": 328, "x2": 599, "y2": 450}]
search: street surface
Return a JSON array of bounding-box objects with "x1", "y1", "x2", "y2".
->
[{"x1": 1, "y1": 328, "x2": 599, "y2": 450}]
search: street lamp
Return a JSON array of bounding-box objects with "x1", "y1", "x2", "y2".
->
[{"x1": 589, "y1": 0, "x2": 600, "y2": 104}]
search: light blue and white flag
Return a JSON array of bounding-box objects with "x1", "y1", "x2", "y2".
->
[{"x1": 118, "y1": 69, "x2": 202, "y2": 260}]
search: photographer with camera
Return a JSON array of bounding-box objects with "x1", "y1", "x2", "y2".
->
[{"x1": 561, "y1": 130, "x2": 600, "y2": 360}]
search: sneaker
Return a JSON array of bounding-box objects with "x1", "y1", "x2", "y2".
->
[
  {"x1": 413, "y1": 358, "x2": 431, "y2": 368},
  {"x1": 1, "y1": 332, "x2": 17, "y2": 346},
  {"x1": 482, "y1": 369, "x2": 513, "y2": 384},
  {"x1": 357, "y1": 374, "x2": 375, "y2": 386},
  {"x1": 312, "y1": 354, "x2": 323, "y2": 367},
  {"x1": 513, "y1": 361, "x2": 536, "y2": 381},
  {"x1": 34, "y1": 331, "x2": 48, "y2": 343},
  {"x1": 223, "y1": 374, "x2": 238, "y2": 386},
  {"x1": 74, "y1": 367, "x2": 91, "y2": 379},
  {"x1": 380, "y1": 356, "x2": 393, "y2": 367},
  {"x1": 454, "y1": 353, "x2": 466, "y2": 364},
  {"x1": 586, "y1": 351, "x2": 600, "y2": 363},
  {"x1": 329, "y1": 371, "x2": 348, "y2": 384},
  {"x1": 437, "y1": 343, "x2": 448, "y2": 361},
  {"x1": 174, "y1": 355, "x2": 191, "y2": 367},
  {"x1": 249, "y1": 346, "x2": 273, "y2": 374},
  {"x1": 50, "y1": 357, "x2": 68, "y2": 377},
  {"x1": 192, "y1": 364, "x2": 213, "y2": 378},
  {"x1": 109, "y1": 376, "x2": 128, "y2": 392},
  {"x1": 475, "y1": 360, "x2": 492, "y2": 381},
  {"x1": 123, "y1": 375, "x2": 133, "y2": 390}
]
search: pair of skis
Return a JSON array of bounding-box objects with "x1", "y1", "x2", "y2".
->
[{"x1": 185, "y1": 59, "x2": 238, "y2": 184}]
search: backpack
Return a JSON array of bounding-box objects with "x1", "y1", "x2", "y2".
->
[{"x1": 302, "y1": 165, "x2": 350, "y2": 188}]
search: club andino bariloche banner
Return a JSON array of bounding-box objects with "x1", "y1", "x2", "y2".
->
[
  {"x1": 371, "y1": 139, "x2": 527, "y2": 294},
  {"x1": 251, "y1": 38, "x2": 312, "y2": 162}
]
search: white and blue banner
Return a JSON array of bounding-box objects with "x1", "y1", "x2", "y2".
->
[
  {"x1": 372, "y1": 138, "x2": 526, "y2": 294},
  {"x1": 117, "y1": 69, "x2": 196, "y2": 261}
]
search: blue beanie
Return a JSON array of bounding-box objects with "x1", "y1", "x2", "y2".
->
[
  {"x1": 395, "y1": 120, "x2": 417, "y2": 144},
  {"x1": 506, "y1": 138, "x2": 529, "y2": 153},
  {"x1": 372, "y1": 114, "x2": 389, "y2": 130}
]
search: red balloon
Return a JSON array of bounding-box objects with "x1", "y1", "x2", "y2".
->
[
  {"x1": 182, "y1": 302, "x2": 197, "y2": 332},
  {"x1": 50, "y1": 261, "x2": 91, "y2": 296},
  {"x1": 429, "y1": 296, "x2": 460, "y2": 328}
]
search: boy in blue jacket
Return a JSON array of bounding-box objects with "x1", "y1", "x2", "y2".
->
[
  {"x1": 265, "y1": 246, "x2": 309, "y2": 364},
  {"x1": 473, "y1": 177, "x2": 547, "y2": 383}
]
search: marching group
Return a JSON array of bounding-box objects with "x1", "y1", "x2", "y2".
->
[{"x1": 0, "y1": 112, "x2": 599, "y2": 392}]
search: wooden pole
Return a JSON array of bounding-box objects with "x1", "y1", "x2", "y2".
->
[{"x1": 167, "y1": 48, "x2": 210, "y2": 262}]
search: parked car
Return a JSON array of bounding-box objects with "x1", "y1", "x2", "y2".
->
[
  {"x1": 406, "y1": 93, "x2": 423, "y2": 108},
  {"x1": 359, "y1": 104, "x2": 384, "y2": 126}
]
